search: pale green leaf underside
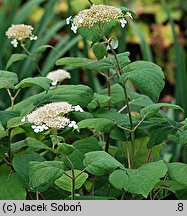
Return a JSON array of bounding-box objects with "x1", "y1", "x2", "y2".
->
[{"x1": 55, "y1": 170, "x2": 88, "y2": 192}]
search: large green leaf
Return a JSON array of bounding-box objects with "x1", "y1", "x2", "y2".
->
[
  {"x1": 77, "y1": 118, "x2": 116, "y2": 133},
  {"x1": 12, "y1": 153, "x2": 45, "y2": 187},
  {"x1": 29, "y1": 161, "x2": 65, "y2": 192},
  {"x1": 0, "y1": 111, "x2": 19, "y2": 126},
  {"x1": 55, "y1": 170, "x2": 88, "y2": 192},
  {"x1": 123, "y1": 136, "x2": 163, "y2": 168},
  {"x1": 12, "y1": 85, "x2": 94, "y2": 115},
  {"x1": 0, "y1": 70, "x2": 18, "y2": 84},
  {"x1": 56, "y1": 52, "x2": 130, "y2": 73},
  {"x1": 146, "y1": 121, "x2": 179, "y2": 148},
  {"x1": 56, "y1": 57, "x2": 111, "y2": 72},
  {"x1": 120, "y1": 61, "x2": 165, "y2": 102},
  {"x1": 6, "y1": 54, "x2": 27, "y2": 69},
  {"x1": 83, "y1": 151, "x2": 124, "y2": 176},
  {"x1": 0, "y1": 173, "x2": 26, "y2": 200},
  {"x1": 0, "y1": 70, "x2": 18, "y2": 89},
  {"x1": 167, "y1": 163, "x2": 187, "y2": 186},
  {"x1": 102, "y1": 52, "x2": 130, "y2": 70},
  {"x1": 129, "y1": 92, "x2": 153, "y2": 107},
  {"x1": 140, "y1": 103, "x2": 183, "y2": 117},
  {"x1": 100, "y1": 84, "x2": 125, "y2": 104},
  {"x1": 73, "y1": 136, "x2": 101, "y2": 153},
  {"x1": 15, "y1": 77, "x2": 51, "y2": 91},
  {"x1": 109, "y1": 160, "x2": 168, "y2": 198},
  {"x1": 77, "y1": 20, "x2": 117, "y2": 42}
]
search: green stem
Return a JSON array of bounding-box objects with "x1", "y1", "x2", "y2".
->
[
  {"x1": 7, "y1": 89, "x2": 21, "y2": 111},
  {"x1": 123, "y1": 84, "x2": 135, "y2": 163},
  {"x1": 20, "y1": 42, "x2": 42, "y2": 75},
  {"x1": 66, "y1": 156, "x2": 75, "y2": 200},
  {"x1": 88, "y1": 0, "x2": 93, "y2": 5},
  {"x1": 125, "y1": 140, "x2": 131, "y2": 168},
  {"x1": 102, "y1": 34, "x2": 122, "y2": 76},
  {"x1": 51, "y1": 128, "x2": 59, "y2": 149}
]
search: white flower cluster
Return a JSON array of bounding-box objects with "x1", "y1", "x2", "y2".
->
[
  {"x1": 46, "y1": 69, "x2": 71, "y2": 86},
  {"x1": 21, "y1": 102, "x2": 84, "y2": 133},
  {"x1": 66, "y1": 4, "x2": 133, "y2": 33},
  {"x1": 6, "y1": 24, "x2": 37, "y2": 47}
]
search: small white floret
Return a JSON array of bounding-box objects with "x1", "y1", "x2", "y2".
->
[{"x1": 120, "y1": 18, "x2": 127, "y2": 28}]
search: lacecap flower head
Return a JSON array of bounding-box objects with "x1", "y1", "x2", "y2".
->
[
  {"x1": 66, "y1": 4, "x2": 133, "y2": 33},
  {"x1": 6, "y1": 24, "x2": 37, "y2": 47},
  {"x1": 46, "y1": 69, "x2": 71, "y2": 86},
  {"x1": 21, "y1": 102, "x2": 84, "y2": 133}
]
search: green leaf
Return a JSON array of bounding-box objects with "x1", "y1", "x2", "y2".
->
[
  {"x1": 93, "y1": 43, "x2": 107, "y2": 60},
  {"x1": 120, "y1": 7, "x2": 137, "y2": 18},
  {"x1": 12, "y1": 153, "x2": 45, "y2": 188},
  {"x1": 7, "y1": 116, "x2": 25, "y2": 128},
  {"x1": 55, "y1": 170, "x2": 88, "y2": 192},
  {"x1": 35, "y1": 45, "x2": 57, "y2": 54},
  {"x1": 78, "y1": 27, "x2": 102, "y2": 43},
  {"x1": 11, "y1": 138, "x2": 49, "y2": 153},
  {"x1": 57, "y1": 143, "x2": 75, "y2": 156},
  {"x1": 83, "y1": 151, "x2": 124, "y2": 176},
  {"x1": 140, "y1": 103, "x2": 183, "y2": 117},
  {"x1": 120, "y1": 61, "x2": 165, "y2": 102},
  {"x1": 77, "y1": 20, "x2": 117, "y2": 42},
  {"x1": 167, "y1": 163, "x2": 187, "y2": 186},
  {"x1": 26, "y1": 137, "x2": 50, "y2": 150},
  {"x1": 0, "y1": 122, "x2": 7, "y2": 139},
  {"x1": 129, "y1": 92, "x2": 153, "y2": 107},
  {"x1": 15, "y1": 77, "x2": 51, "y2": 90},
  {"x1": 65, "y1": 149, "x2": 85, "y2": 170},
  {"x1": 109, "y1": 160, "x2": 168, "y2": 198},
  {"x1": 146, "y1": 122, "x2": 179, "y2": 148},
  {"x1": 56, "y1": 52, "x2": 130, "y2": 72},
  {"x1": 6, "y1": 54, "x2": 27, "y2": 69},
  {"x1": 77, "y1": 118, "x2": 116, "y2": 133},
  {"x1": 123, "y1": 136, "x2": 163, "y2": 168},
  {"x1": 107, "y1": 37, "x2": 119, "y2": 50},
  {"x1": 100, "y1": 83, "x2": 125, "y2": 104},
  {"x1": 179, "y1": 129, "x2": 187, "y2": 145},
  {"x1": 88, "y1": 93, "x2": 110, "y2": 109},
  {"x1": 29, "y1": 161, "x2": 65, "y2": 192},
  {"x1": 0, "y1": 77, "x2": 15, "y2": 89},
  {"x1": 0, "y1": 70, "x2": 18, "y2": 84},
  {"x1": 73, "y1": 136, "x2": 101, "y2": 153},
  {"x1": 13, "y1": 85, "x2": 94, "y2": 115},
  {"x1": 56, "y1": 57, "x2": 111, "y2": 72},
  {"x1": 102, "y1": 52, "x2": 130, "y2": 70},
  {"x1": 0, "y1": 70, "x2": 18, "y2": 89},
  {"x1": 0, "y1": 111, "x2": 19, "y2": 126},
  {"x1": 0, "y1": 173, "x2": 26, "y2": 200},
  {"x1": 156, "y1": 180, "x2": 187, "y2": 194}
]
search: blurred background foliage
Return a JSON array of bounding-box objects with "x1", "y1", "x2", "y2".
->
[{"x1": 0, "y1": 0, "x2": 186, "y2": 118}]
